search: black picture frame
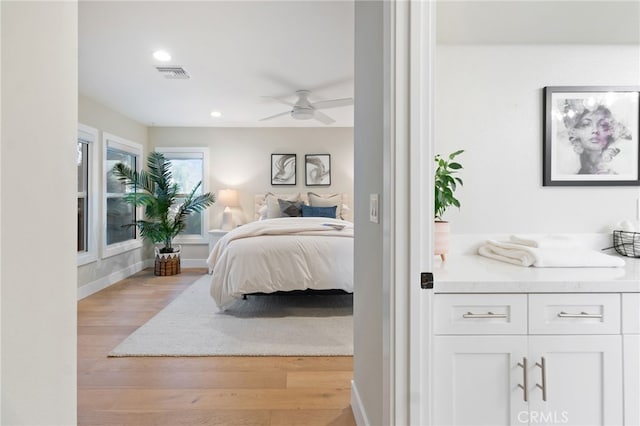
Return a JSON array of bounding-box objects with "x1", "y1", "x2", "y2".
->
[
  {"x1": 271, "y1": 153, "x2": 296, "y2": 185},
  {"x1": 543, "y1": 86, "x2": 640, "y2": 186},
  {"x1": 305, "y1": 154, "x2": 331, "y2": 186}
]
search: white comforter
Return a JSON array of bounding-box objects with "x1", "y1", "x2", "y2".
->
[{"x1": 207, "y1": 217, "x2": 354, "y2": 309}]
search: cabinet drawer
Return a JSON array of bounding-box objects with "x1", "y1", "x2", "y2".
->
[
  {"x1": 434, "y1": 294, "x2": 527, "y2": 335},
  {"x1": 529, "y1": 293, "x2": 620, "y2": 335},
  {"x1": 622, "y1": 293, "x2": 640, "y2": 334}
]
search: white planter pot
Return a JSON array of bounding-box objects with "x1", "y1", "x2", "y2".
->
[{"x1": 434, "y1": 221, "x2": 450, "y2": 261}]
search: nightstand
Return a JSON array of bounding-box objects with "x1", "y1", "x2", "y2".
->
[{"x1": 207, "y1": 229, "x2": 229, "y2": 273}]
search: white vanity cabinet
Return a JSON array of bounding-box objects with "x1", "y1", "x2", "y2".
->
[
  {"x1": 623, "y1": 293, "x2": 640, "y2": 426},
  {"x1": 433, "y1": 293, "x2": 624, "y2": 426}
]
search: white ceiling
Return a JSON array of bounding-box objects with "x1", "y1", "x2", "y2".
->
[
  {"x1": 79, "y1": 1, "x2": 355, "y2": 128},
  {"x1": 79, "y1": 1, "x2": 639, "y2": 129}
]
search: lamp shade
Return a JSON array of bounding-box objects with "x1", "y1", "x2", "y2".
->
[{"x1": 218, "y1": 189, "x2": 238, "y2": 207}]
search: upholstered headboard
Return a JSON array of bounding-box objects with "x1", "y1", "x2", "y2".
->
[{"x1": 254, "y1": 192, "x2": 352, "y2": 222}]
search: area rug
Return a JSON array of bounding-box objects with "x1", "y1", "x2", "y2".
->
[{"x1": 109, "y1": 274, "x2": 353, "y2": 357}]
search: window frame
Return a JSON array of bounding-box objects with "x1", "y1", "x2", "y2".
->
[
  {"x1": 102, "y1": 133, "x2": 143, "y2": 259},
  {"x1": 155, "y1": 147, "x2": 210, "y2": 245},
  {"x1": 77, "y1": 124, "x2": 99, "y2": 266}
]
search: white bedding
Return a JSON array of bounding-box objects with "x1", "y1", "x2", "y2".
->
[{"x1": 207, "y1": 217, "x2": 354, "y2": 309}]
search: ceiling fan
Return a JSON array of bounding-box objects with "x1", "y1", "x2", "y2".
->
[{"x1": 259, "y1": 90, "x2": 353, "y2": 125}]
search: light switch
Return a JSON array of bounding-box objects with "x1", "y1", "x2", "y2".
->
[{"x1": 369, "y1": 194, "x2": 379, "y2": 223}]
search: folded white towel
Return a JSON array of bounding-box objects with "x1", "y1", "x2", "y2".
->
[
  {"x1": 509, "y1": 234, "x2": 579, "y2": 249},
  {"x1": 478, "y1": 240, "x2": 625, "y2": 268}
]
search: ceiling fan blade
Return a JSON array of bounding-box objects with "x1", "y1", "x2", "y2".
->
[
  {"x1": 311, "y1": 97, "x2": 354, "y2": 110},
  {"x1": 260, "y1": 96, "x2": 295, "y2": 107},
  {"x1": 313, "y1": 110, "x2": 335, "y2": 125},
  {"x1": 259, "y1": 110, "x2": 291, "y2": 121}
]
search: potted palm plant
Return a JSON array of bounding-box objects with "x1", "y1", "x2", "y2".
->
[
  {"x1": 434, "y1": 149, "x2": 464, "y2": 261},
  {"x1": 113, "y1": 151, "x2": 215, "y2": 276}
]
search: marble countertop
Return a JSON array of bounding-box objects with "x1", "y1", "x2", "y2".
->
[{"x1": 433, "y1": 253, "x2": 640, "y2": 293}]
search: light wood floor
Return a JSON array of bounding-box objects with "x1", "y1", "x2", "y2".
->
[{"x1": 78, "y1": 268, "x2": 356, "y2": 425}]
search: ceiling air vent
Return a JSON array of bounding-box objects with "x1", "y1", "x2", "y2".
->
[{"x1": 155, "y1": 66, "x2": 190, "y2": 80}]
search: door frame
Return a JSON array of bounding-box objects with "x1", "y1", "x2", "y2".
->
[{"x1": 385, "y1": 1, "x2": 436, "y2": 424}]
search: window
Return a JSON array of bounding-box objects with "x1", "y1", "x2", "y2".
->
[
  {"x1": 155, "y1": 147, "x2": 210, "y2": 244},
  {"x1": 103, "y1": 133, "x2": 143, "y2": 258},
  {"x1": 77, "y1": 124, "x2": 99, "y2": 265}
]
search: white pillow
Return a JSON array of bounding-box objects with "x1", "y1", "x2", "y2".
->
[
  {"x1": 307, "y1": 192, "x2": 344, "y2": 219},
  {"x1": 257, "y1": 204, "x2": 268, "y2": 220},
  {"x1": 265, "y1": 192, "x2": 300, "y2": 218}
]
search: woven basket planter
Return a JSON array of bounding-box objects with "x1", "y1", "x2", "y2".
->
[{"x1": 154, "y1": 246, "x2": 181, "y2": 276}]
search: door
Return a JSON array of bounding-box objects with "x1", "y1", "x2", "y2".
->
[
  {"x1": 528, "y1": 335, "x2": 623, "y2": 426},
  {"x1": 433, "y1": 336, "x2": 528, "y2": 426}
]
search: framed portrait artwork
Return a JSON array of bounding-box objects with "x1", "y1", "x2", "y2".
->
[
  {"x1": 271, "y1": 153, "x2": 296, "y2": 185},
  {"x1": 543, "y1": 86, "x2": 640, "y2": 186},
  {"x1": 305, "y1": 154, "x2": 331, "y2": 186}
]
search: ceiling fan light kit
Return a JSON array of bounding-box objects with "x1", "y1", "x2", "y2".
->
[
  {"x1": 260, "y1": 89, "x2": 353, "y2": 125},
  {"x1": 292, "y1": 106, "x2": 314, "y2": 120}
]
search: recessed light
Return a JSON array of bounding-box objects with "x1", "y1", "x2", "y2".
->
[
  {"x1": 210, "y1": 111, "x2": 222, "y2": 118},
  {"x1": 153, "y1": 50, "x2": 171, "y2": 62}
]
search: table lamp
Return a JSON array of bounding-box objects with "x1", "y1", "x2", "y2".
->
[{"x1": 218, "y1": 189, "x2": 238, "y2": 231}]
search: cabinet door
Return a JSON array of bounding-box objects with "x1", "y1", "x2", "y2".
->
[
  {"x1": 528, "y1": 336, "x2": 623, "y2": 426},
  {"x1": 433, "y1": 336, "x2": 528, "y2": 426},
  {"x1": 624, "y1": 335, "x2": 639, "y2": 426}
]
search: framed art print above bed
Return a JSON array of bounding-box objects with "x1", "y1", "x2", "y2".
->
[
  {"x1": 305, "y1": 154, "x2": 331, "y2": 186},
  {"x1": 543, "y1": 86, "x2": 640, "y2": 186},
  {"x1": 271, "y1": 153, "x2": 296, "y2": 185}
]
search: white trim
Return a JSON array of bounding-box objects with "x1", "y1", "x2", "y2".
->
[
  {"x1": 408, "y1": 2, "x2": 435, "y2": 425},
  {"x1": 102, "y1": 239, "x2": 143, "y2": 259},
  {"x1": 155, "y1": 146, "x2": 211, "y2": 244},
  {"x1": 77, "y1": 259, "x2": 207, "y2": 300},
  {"x1": 102, "y1": 133, "x2": 143, "y2": 259},
  {"x1": 77, "y1": 259, "x2": 153, "y2": 300},
  {"x1": 77, "y1": 123, "x2": 100, "y2": 265},
  {"x1": 104, "y1": 133, "x2": 142, "y2": 156},
  {"x1": 154, "y1": 147, "x2": 207, "y2": 158},
  {"x1": 381, "y1": 1, "x2": 395, "y2": 423},
  {"x1": 390, "y1": 1, "x2": 410, "y2": 424},
  {"x1": 0, "y1": 2, "x2": 3, "y2": 417},
  {"x1": 179, "y1": 258, "x2": 207, "y2": 269},
  {"x1": 350, "y1": 380, "x2": 370, "y2": 426}
]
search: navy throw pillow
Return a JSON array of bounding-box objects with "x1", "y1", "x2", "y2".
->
[{"x1": 301, "y1": 205, "x2": 337, "y2": 218}]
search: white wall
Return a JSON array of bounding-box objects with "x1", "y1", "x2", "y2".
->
[
  {"x1": 353, "y1": 1, "x2": 386, "y2": 424},
  {"x1": 149, "y1": 126, "x2": 354, "y2": 260},
  {"x1": 77, "y1": 95, "x2": 150, "y2": 291},
  {"x1": 1, "y1": 2, "x2": 77, "y2": 424},
  {"x1": 436, "y1": 45, "x2": 640, "y2": 234}
]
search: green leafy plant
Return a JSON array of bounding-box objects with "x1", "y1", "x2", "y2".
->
[
  {"x1": 113, "y1": 151, "x2": 215, "y2": 253},
  {"x1": 434, "y1": 149, "x2": 464, "y2": 221}
]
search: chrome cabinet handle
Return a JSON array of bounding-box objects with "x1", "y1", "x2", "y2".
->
[
  {"x1": 535, "y1": 357, "x2": 547, "y2": 402},
  {"x1": 517, "y1": 357, "x2": 528, "y2": 402},
  {"x1": 462, "y1": 311, "x2": 507, "y2": 319},
  {"x1": 557, "y1": 311, "x2": 603, "y2": 319}
]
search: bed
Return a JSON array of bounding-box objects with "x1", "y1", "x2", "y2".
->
[{"x1": 207, "y1": 193, "x2": 354, "y2": 309}]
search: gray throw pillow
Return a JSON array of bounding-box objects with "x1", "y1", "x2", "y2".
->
[{"x1": 278, "y1": 199, "x2": 303, "y2": 217}]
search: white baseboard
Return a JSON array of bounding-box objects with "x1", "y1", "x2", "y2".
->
[
  {"x1": 77, "y1": 259, "x2": 153, "y2": 300},
  {"x1": 180, "y1": 258, "x2": 208, "y2": 268},
  {"x1": 77, "y1": 258, "x2": 208, "y2": 300},
  {"x1": 351, "y1": 380, "x2": 370, "y2": 426}
]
